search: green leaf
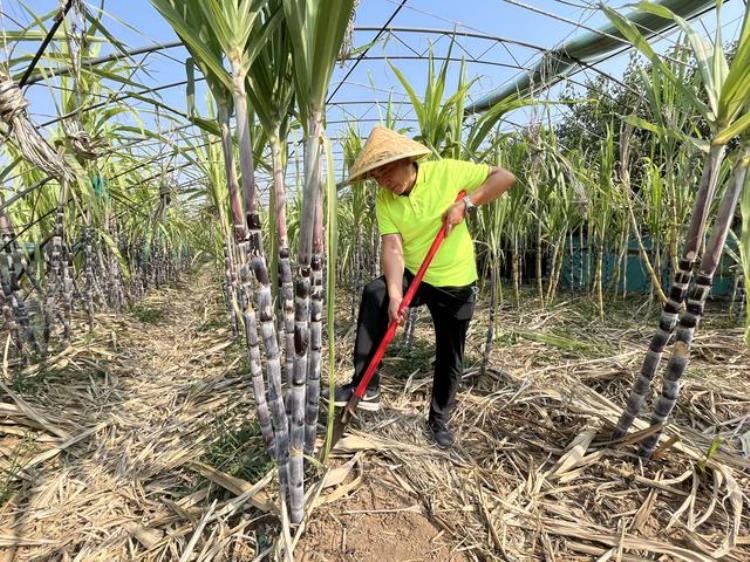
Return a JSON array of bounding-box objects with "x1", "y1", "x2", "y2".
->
[
  {"x1": 602, "y1": 4, "x2": 710, "y2": 122},
  {"x1": 149, "y1": 0, "x2": 232, "y2": 91},
  {"x1": 718, "y1": 7, "x2": 750, "y2": 126},
  {"x1": 634, "y1": 2, "x2": 720, "y2": 116},
  {"x1": 714, "y1": 112, "x2": 750, "y2": 145}
]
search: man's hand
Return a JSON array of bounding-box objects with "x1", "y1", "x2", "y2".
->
[
  {"x1": 442, "y1": 201, "x2": 466, "y2": 236},
  {"x1": 388, "y1": 296, "x2": 407, "y2": 326}
]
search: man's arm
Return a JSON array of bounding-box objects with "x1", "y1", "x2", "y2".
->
[
  {"x1": 382, "y1": 233, "x2": 407, "y2": 325},
  {"x1": 467, "y1": 166, "x2": 516, "y2": 206},
  {"x1": 443, "y1": 166, "x2": 517, "y2": 234}
]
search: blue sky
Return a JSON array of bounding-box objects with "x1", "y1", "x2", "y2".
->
[{"x1": 3, "y1": 0, "x2": 747, "y2": 188}]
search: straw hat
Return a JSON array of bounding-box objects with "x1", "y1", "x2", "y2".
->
[{"x1": 349, "y1": 126, "x2": 430, "y2": 182}]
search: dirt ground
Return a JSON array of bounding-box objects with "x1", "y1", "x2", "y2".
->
[
  {"x1": 1, "y1": 268, "x2": 748, "y2": 561},
  {"x1": 296, "y1": 465, "x2": 467, "y2": 562}
]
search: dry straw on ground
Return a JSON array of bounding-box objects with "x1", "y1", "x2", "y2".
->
[{"x1": 1, "y1": 270, "x2": 748, "y2": 561}]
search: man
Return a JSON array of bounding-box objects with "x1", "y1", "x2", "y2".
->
[{"x1": 334, "y1": 126, "x2": 516, "y2": 448}]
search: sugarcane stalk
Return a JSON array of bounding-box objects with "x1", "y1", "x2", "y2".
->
[
  {"x1": 545, "y1": 240, "x2": 562, "y2": 304},
  {"x1": 109, "y1": 218, "x2": 125, "y2": 311},
  {"x1": 0, "y1": 291, "x2": 23, "y2": 357},
  {"x1": 218, "y1": 102, "x2": 246, "y2": 243},
  {"x1": 289, "y1": 110, "x2": 324, "y2": 524},
  {"x1": 44, "y1": 181, "x2": 70, "y2": 344},
  {"x1": 481, "y1": 266, "x2": 498, "y2": 378},
  {"x1": 230, "y1": 65, "x2": 279, "y2": 459},
  {"x1": 305, "y1": 249, "x2": 323, "y2": 455},
  {"x1": 613, "y1": 144, "x2": 726, "y2": 439},
  {"x1": 289, "y1": 265, "x2": 310, "y2": 523},
  {"x1": 621, "y1": 220, "x2": 629, "y2": 298},
  {"x1": 594, "y1": 238, "x2": 604, "y2": 319},
  {"x1": 732, "y1": 272, "x2": 745, "y2": 323},
  {"x1": 352, "y1": 225, "x2": 363, "y2": 322},
  {"x1": 0, "y1": 251, "x2": 24, "y2": 358},
  {"x1": 239, "y1": 263, "x2": 275, "y2": 455},
  {"x1": 304, "y1": 252, "x2": 323, "y2": 452},
  {"x1": 270, "y1": 134, "x2": 295, "y2": 404},
  {"x1": 578, "y1": 227, "x2": 585, "y2": 290},
  {"x1": 512, "y1": 234, "x2": 520, "y2": 305},
  {"x1": 83, "y1": 225, "x2": 95, "y2": 329},
  {"x1": 639, "y1": 145, "x2": 749, "y2": 458},
  {"x1": 248, "y1": 212, "x2": 290, "y2": 490},
  {"x1": 233, "y1": 61, "x2": 295, "y2": 506},
  {"x1": 0, "y1": 209, "x2": 42, "y2": 355},
  {"x1": 403, "y1": 306, "x2": 418, "y2": 350},
  {"x1": 304, "y1": 138, "x2": 326, "y2": 455},
  {"x1": 61, "y1": 245, "x2": 73, "y2": 345}
]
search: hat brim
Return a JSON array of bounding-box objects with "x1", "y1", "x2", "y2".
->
[{"x1": 349, "y1": 149, "x2": 429, "y2": 183}]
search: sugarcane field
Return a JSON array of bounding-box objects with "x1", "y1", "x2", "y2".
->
[{"x1": 1, "y1": 0, "x2": 750, "y2": 560}]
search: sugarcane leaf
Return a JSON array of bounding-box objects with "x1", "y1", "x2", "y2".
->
[
  {"x1": 714, "y1": 112, "x2": 750, "y2": 146},
  {"x1": 389, "y1": 62, "x2": 426, "y2": 126},
  {"x1": 310, "y1": 0, "x2": 354, "y2": 108},
  {"x1": 243, "y1": 4, "x2": 283, "y2": 74},
  {"x1": 624, "y1": 115, "x2": 711, "y2": 152},
  {"x1": 602, "y1": 4, "x2": 709, "y2": 121},
  {"x1": 83, "y1": 9, "x2": 134, "y2": 63},
  {"x1": 717, "y1": 7, "x2": 750, "y2": 126},
  {"x1": 84, "y1": 66, "x2": 149, "y2": 90},
  {"x1": 466, "y1": 95, "x2": 531, "y2": 156},
  {"x1": 634, "y1": 2, "x2": 720, "y2": 116},
  {"x1": 149, "y1": 0, "x2": 232, "y2": 91}
]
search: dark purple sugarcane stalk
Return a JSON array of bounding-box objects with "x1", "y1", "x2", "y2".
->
[
  {"x1": 61, "y1": 246, "x2": 73, "y2": 345},
  {"x1": 94, "y1": 244, "x2": 106, "y2": 302},
  {"x1": 289, "y1": 111, "x2": 324, "y2": 524},
  {"x1": 236, "y1": 259, "x2": 275, "y2": 454},
  {"x1": 231, "y1": 66, "x2": 294, "y2": 495},
  {"x1": 0, "y1": 248, "x2": 24, "y2": 358},
  {"x1": 44, "y1": 181, "x2": 68, "y2": 344},
  {"x1": 289, "y1": 265, "x2": 310, "y2": 522},
  {"x1": 0, "y1": 291, "x2": 23, "y2": 358},
  {"x1": 109, "y1": 218, "x2": 125, "y2": 310},
  {"x1": 270, "y1": 135, "x2": 295, "y2": 412},
  {"x1": 83, "y1": 226, "x2": 95, "y2": 329},
  {"x1": 639, "y1": 145, "x2": 748, "y2": 458},
  {"x1": 305, "y1": 252, "x2": 323, "y2": 455},
  {"x1": 613, "y1": 145, "x2": 726, "y2": 439},
  {"x1": 248, "y1": 213, "x2": 290, "y2": 493},
  {"x1": 0, "y1": 208, "x2": 42, "y2": 355},
  {"x1": 304, "y1": 181, "x2": 324, "y2": 456}
]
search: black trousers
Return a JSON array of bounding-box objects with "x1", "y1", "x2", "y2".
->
[{"x1": 351, "y1": 271, "x2": 476, "y2": 425}]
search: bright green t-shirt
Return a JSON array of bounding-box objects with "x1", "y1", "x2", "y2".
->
[{"x1": 375, "y1": 159, "x2": 490, "y2": 287}]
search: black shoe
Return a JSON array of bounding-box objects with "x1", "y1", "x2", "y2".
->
[
  {"x1": 332, "y1": 382, "x2": 380, "y2": 411},
  {"x1": 428, "y1": 421, "x2": 455, "y2": 449}
]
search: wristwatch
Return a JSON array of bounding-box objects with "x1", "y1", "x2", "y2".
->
[{"x1": 462, "y1": 195, "x2": 477, "y2": 215}]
